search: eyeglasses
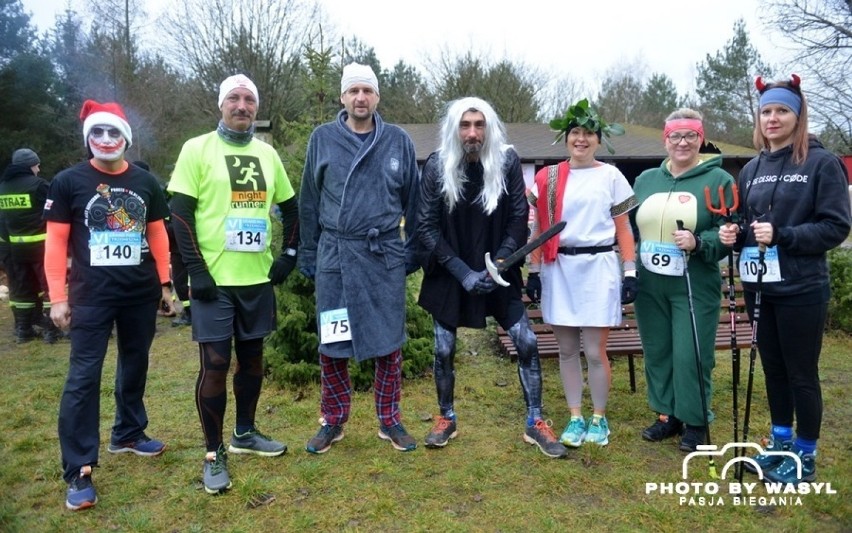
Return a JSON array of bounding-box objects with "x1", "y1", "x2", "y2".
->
[
  {"x1": 90, "y1": 126, "x2": 122, "y2": 139},
  {"x1": 666, "y1": 131, "x2": 700, "y2": 144}
]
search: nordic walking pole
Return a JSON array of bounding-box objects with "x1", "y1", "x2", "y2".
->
[
  {"x1": 704, "y1": 185, "x2": 741, "y2": 468},
  {"x1": 677, "y1": 220, "x2": 717, "y2": 479},
  {"x1": 738, "y1": 238, "x2": 765, "y2": 483}
]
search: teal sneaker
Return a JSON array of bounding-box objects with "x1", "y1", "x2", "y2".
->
[
  {"x1": 743, "y1": 436, "x2": 792, "y2": 475},
  {"x1": 585, "y1": 416, "x2": 610, "y2": 446},
  {"x1": 763, "y1": 447, "x2": 816, "y2": 485},
  {"x1": 559, "y1": 417, "x2": 586, "y2": 447}
]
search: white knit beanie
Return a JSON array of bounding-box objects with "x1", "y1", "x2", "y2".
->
[
  {"x1": 218, "y1": 74, "x2": 260, "y2": 108},
  {"x1": 341, "y1": 63, "x2": 379, "y2": 95}
]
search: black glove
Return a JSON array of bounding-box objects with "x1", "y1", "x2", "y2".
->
[
  {"x1": 299, "y1": 265, "x2": 316, "y2": 280},
  {"x1": 405, "y1": 262, "x2": 420, "y2": 275},
  {"x1": 621, "y1": 274, "x2": 638, "y2": 304},
  {"x1": 190, "y1": 269, "x2": 218, "y2": 301},
  {"x1": 472, "y1": 273, "x2": 497, "y2": 295},
  {"x1": 525, "y1": 273, "x2": 541, "y2": 302},
  {"x1": 269, "y1": 254, "x2": 297, "y2": 285}
]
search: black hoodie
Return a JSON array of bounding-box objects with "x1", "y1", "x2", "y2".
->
[{"x1": 735, "y1": 138, "x2": 851, "y2": 300}]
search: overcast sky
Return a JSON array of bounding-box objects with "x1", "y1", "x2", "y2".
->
[{"x1": 21, "y1": 0, "x2": 792, "y2": 96}]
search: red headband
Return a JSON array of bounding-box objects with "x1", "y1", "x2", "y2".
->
[{"x1": 663, "y1": 119, "x2": 704, "y2": 142}]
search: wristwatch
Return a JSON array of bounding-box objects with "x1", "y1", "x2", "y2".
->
[{"x1": 284, "y1": 248, "x2": 297, "y2": 257}]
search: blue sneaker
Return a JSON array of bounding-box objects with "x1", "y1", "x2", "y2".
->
[
  {"x1": 306, "y1": 421, "x2": 345, "y2": 454},
  {"x1": 559, "y1": 417, "x2": 586, "y2": 447},
  {"x1": 378, "y1": 422, "x2": 417, "y2": 452},
  {"x1": 107, "y1": 435, "x2": 166, "y2": 456},
  {"x1": 585, "y1": 416, "x2": 610, "y2": 446},
  {"x1": 66, "y1": 465, "x2": 97, "y2": 511},
  {"x1": 763, "y1": 446, "x2": 816, "y2": 485},
  {"x1": 743, "y1": 436, "x2": 792, "y2": 475}
]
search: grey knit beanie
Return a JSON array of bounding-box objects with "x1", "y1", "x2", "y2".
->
[{"x1": 12, "y1": 148, "x2": 40, "y2": 167}]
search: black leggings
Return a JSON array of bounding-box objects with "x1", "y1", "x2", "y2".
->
[
  {"x1": 195, "y1": 337, "x2": 265, "y2": 451},
  {"x1": 746, "y1": 292, "x2": 826, "y2": 440}
]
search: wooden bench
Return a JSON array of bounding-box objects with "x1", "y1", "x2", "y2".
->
[{"x1": 497, "y1": 276, "x2": 752, "y2": 393}]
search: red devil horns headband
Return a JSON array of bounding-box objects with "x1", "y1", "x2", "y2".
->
[{"x1": 755, "y1": 74, "x2": 801, "y2": 94}]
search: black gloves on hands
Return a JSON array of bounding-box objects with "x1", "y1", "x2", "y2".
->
[
  {"x1": 472, "y1": 272, "x2": 497, "y2": 295},
  {"x1": 190, "y1": 269, "x2": 218, "y2": 301},
  {"x1": 269, "y1": 254, "x2": 297, "y2": 285},
  {"x1": 445, "y1": 257, "x2": 497, "y2": 295},
  {"x1": 525, "y1": 273, "x2": 541, "y2": 302},
  {"x1": 460, "y1": 269, "x2": 497, "y2": 295},
  {"x1": 621, "y1": 274, "x2": 638, "y2": 304}
]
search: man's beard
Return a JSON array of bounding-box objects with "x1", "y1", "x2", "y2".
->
[{"x1": 463, "y1": 142, "x2": 482, "y2": 154}]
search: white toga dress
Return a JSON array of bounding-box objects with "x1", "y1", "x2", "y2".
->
[{"x1": 529, "y1": 164, "x2": 636, "y2": 327}]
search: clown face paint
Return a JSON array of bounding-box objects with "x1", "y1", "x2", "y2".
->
[{"x1": 88, "y1": 124, "x2": 127, "y2": 161}]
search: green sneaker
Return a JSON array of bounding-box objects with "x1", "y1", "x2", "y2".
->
[
  {"x1": 743, "y1": 436, "x2": 792, "y2": 475},
  {"x1": 559, "y1": 417, "x2": 586, "y2": 447},
  {"x1": 584, "y1": 416, "x2": 610, "y2": 446},
  {"x1": 228, "y1": 427, "x2": 287, "y2": 457},
  {"x1": 203, "y1": 444, "x2": 232, "y2": 494}
]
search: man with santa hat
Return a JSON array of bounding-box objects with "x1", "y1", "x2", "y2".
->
[{"x1": 44, "y1": 100, "x2": 174, "y2": 511}]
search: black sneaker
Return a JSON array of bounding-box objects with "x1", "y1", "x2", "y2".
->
[
  {"x1": 66, "y1": 465, "x2": 97, "y2": 511},
  {"x1": 523, "y1": 419, "x2": 568, "y2": 458},
  {"x1": 642, "y1": 414, "x2": 683, "y2": 442},
  {"x1": 424, "y1": 416, "x2": 458, "y2": 448},
  {"x1": 378, "y1": 422, "x2": 417, "y2": 451},
  {"x1": 203, "y1": 444, "x2": 232, "y2": 494},
  {"x1": 679, "y1": 425, "x2": 707, "y2": 452},
  {"x1": 171, "y1": 308, "x2": 191, "y2": 327},
  {"x1": 306, "y1": 421, "x2": 344, "y2": 454}
]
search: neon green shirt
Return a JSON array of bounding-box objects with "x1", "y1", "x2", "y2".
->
[{"x1": 169, "y1": 131, "x2": 294, "y2": 286}]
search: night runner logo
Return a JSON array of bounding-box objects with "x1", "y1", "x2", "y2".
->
[{"x1": 644, "y1": 443, "x2": 839, "y2": 507}]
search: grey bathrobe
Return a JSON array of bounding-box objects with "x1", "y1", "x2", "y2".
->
[{"x1": 298, "y1": 109, "x2": 420, "y2": 361}]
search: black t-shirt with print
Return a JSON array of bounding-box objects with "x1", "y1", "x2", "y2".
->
[{"x1": 44, "y1": 161, "x2": 170, "y2": 306}]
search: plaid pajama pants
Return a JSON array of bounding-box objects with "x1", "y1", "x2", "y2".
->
[{"x1": 319, "y1": 349, "x2": 402, "y2": 427}]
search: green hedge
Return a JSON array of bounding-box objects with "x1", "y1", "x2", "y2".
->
[{"x1": 828, "y1": 247, "x2": 852, "y2": 334}]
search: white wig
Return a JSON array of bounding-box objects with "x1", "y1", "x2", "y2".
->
[{"x1": 437, "y1": 96, "x2": 509, "y2": 214}]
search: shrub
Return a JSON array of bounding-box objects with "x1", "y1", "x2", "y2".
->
[
  {"x1": 265, "y1": 271, "x2": 434, "y2": 391},
  {"x1": 827, "y1": 247, "x2": 852, "y2": 334}
]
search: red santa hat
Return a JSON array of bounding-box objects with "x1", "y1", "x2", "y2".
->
[{"x1": 80, "y1": 99, "x2": 133, "y2": 147}]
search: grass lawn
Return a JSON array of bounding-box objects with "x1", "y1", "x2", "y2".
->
[{"x1": 0, "y1": 305, "x2": 849, "y2": 532}]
